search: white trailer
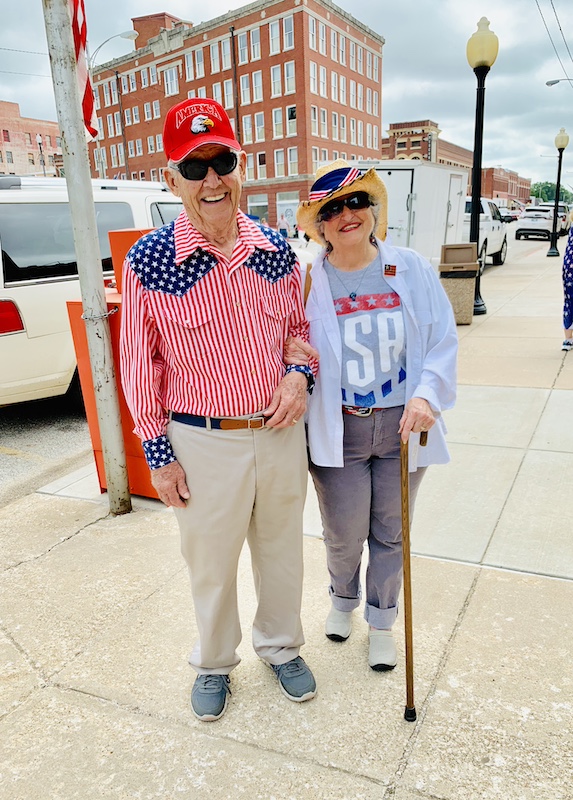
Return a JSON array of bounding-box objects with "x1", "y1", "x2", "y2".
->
[{"x1": 349, "y1": 159, "x2": 469, "y2": 267}]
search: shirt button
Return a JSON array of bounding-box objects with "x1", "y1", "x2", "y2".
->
[
  {"x1": 236, "y1": 301, "x2": 241, "y2": 308},
  {"x1": 251, "y1": 369, "x2": 256, "y2": 375}
]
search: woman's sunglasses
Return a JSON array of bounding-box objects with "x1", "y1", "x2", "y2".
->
[
  {"x1": 174, "y1": 151, "x2": 238, "y2": 181},
  {"x1": 318, "y1": 191, "x2": 372, "y2": 222}
]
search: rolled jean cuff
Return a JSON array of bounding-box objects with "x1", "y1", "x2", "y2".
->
[
  {"x1": 329, "y1": 585, "x2": 361, "y2": 612},
  {"x1": 364, "y1": 602, "x2": 399, "y2": 629}
]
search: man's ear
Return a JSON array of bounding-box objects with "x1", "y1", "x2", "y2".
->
[
  {"x1": 164, "y1": 167, "x2": 181, "y2": 197},
  {"x1": 238, "y1": 150, "x2": 248, "y2": 180}
]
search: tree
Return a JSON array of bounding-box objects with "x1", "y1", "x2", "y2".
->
[{"x1": 530, "y1": 182, "x2": 573, "y2": 203}]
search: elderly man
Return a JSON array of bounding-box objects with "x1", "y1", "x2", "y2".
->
[{"x1": 120, "y1": 98, "x2": 317, "y2": 721}]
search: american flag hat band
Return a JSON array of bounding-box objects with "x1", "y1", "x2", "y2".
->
[{"x1": 308, "y1": 167, "x2": 362, "y2": 201}]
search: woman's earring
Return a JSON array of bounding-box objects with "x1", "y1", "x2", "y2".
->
[
  {"x1": 369, "y1": 233, "x2": 376, "y2": 245},
  {"x1": 326, "y1": 241, "x2": 333, "y2": 254}
]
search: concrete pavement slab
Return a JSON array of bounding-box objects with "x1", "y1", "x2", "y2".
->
[
  {"x1": 467, "y1": 316, "x2": 560, "y2": 339},
  {"x1": 483, "y1": 450, "x2": 573, "y2": 579},
  {"x1": 529, "y1": 389, "x2": 573, "y2": 452},
  {"x1": 457, "y1": 335, "x2": 563, "y2": 361},
  {"x1": 0, "y1": 630, "x2": 40, "y2": 717},
  {"x1": 457, "y1": 353, "x2": 561, "y2": 388},
  {"x1": 397, "y1": 569, "x2": 573, "y2": 800}
]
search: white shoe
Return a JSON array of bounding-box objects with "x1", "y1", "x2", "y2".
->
[
  {"x1": 368, "y1": 629, "x2": 397, "y2": 671},
  {"x1": 325, "y1": 607, "x2": 353, "y2": 641}
]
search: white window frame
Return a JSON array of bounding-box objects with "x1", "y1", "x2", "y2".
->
[
  {"x1": 310, "y1": 105, "x2": 318, "y2": 136},
  {"x1": 242, "y1": 114, "x2": 253, "y2": 144},
  {"x1": 309, "y1": 17, "x2": 317, "y2": 51},
  {"x1": 339, "y1": 35, "x2": 346, "y2": 65},
  {"x1": 357, "y1": 83, "x2": 364, "y2": 112},
  {"x1": 153, "y1": 100, "x2": 161, "y2": 119},
  {"x1": 311, "y1": 146, "x2": 319, "y2": 174},
  {"x1": 319, "y1": 66, "x2": 327, "y2": 97},
  {"x1": 252, "y1": 70, "x2": 263, "y2": 102},
  {"x1": 283, "y1": 16, "x2": 294, "y2": 50},
  {"x1": 256, "y1": 151, "x2": 266, "y2": 179},
  {"x1": 147, "y1": 135, "x2": 155, "y2": 154},
  {"x1": 287, "y1": 146, "x2": 298, "y2": 176},
  {"x1": 251, "y1": 28, "x2": 261, "y2": 61},
  {"x1": 210, "y1": 42, "x2": 220, "y2": 74},
  {"x1": 340, "y1": 114, "x2": 347, "y2": 143},
  {"x1": 164, "y1": 66, "x2": 179, "y2": 97},
  {"x1": 274, "y1": 149, "x2": 285, "y2": 178},
  {"x1": 310, "y1": 62, "x2": 317, "y2": 94},
  {"x1": 141, "y1": 68, "x2": 149, "y2": 88},
  {"x1": 271, "y1": 65, "x2": 282, "y2": 97},
  {"x1": 124, "y1": 108, "x2": 132, "y2": 126},
  {"x1": 319, "y1": 22, "x2": 327, "y2": 55},
  {"x1": 320, "y1": 108, "x2": 327, "y2": 138},
  {"x1": 284, "y1": 61, "x2": 295, "y2": 94},
  {"x1": 254, "y1": 111, "x2": 265, "y2": 141},
  {"x1": 223, "y1": 79, "x2": 234, "y2": 109},
  {"x1": 269, "y1": 21, "x2": 280, "y2": 55},
  {"x1": 149, "y1": 65, "x2": 158, "y2": 85},
  {"x1": 286, "y1": 105, "x2": 296, "y2": 136},
  {"x1": 221, "y1": 39, "x2": 231, "y2": 70},
  {"x1": 246, "y1": 153, "x2": 255, "y2": 181},
  {"x1": 357, "y1": 46, "x2": 363, "y2": 75},
  {"x1": 132, "y1": 106, "x2": 140, "y2": 124},
  {"x1": 332, "y1": 111, "x2": 339, "y2": 141},
  {"x1": 114, "y1": 111, "x2": 121, "y2": 137},
  {"x1": 212, "y1": 82, "x2": 222, "y2": 105},
  {"x1": 129, "y1": 73, "x2": 137, "y2": 92},
  {"x1": 195, "y1": 48, "x2": 205, "y2": 78},
  {"x1": 340, "y1": 75, "x2": 347, "y2": 105},
  {"x1": 331, "y1": 30, "x2": 338, "y2": 61},
  {"x1": 144, "y1": 102, "x2": 152, "y2": 121},
  {"x1": 331, "y1": 71, "x2": 338, "y2": 102},
  {"x1": 156, "y1": 133, "x2": 163, "y2": 152},
  {"x1": 128, "y1": 140, "x2": 135, "y2": 158},
  {"x1": 272, "y1": 108, "x2": 283, "y2": 138},
  {"x1": 240, "y1": 74, "x2": 251, "y2": 105},
  {"x1": 238, "y1": 33, "x2": 248, "y2": 65},
  {"x1": 350, "y1": 41, "x2": 356, "y2": 71},
  {"x1": 136, "y1": 138, "x2": 143, "y2": 156}
]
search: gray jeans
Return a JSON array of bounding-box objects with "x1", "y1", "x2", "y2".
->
[{"x1": 309, "y1": 405, "x2": 426, "y2": 630}]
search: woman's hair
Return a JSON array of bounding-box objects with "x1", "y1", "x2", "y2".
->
[{"x1": 317, "y1": 195, "x2": 380, "y2": 249}]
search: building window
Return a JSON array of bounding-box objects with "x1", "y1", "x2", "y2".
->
[
  {"x1": 320, "y1": 108, "x2": 327, "y2": 138},
  {"x1": 339, "y1": 35, "x2": 346, "y2": 65},
  {"x1": 283, "y1": 16, "x2": 294, "y2": 50},
  {"x1": 141, "y1": 68, "x2": 149, "y2": 88},
  {"x1": 340, "y1": 75, "x2": 347, "y2": 105},
  {"x1": 252, "y1": 70, "x2": 263, "y2": 102},
  {"x1": 114, "y1": 111, "x2": 121, "y2": 137},
  {"x1": 310, "y1": 105, "x2": 318, "y2": 136},
  {"x1": 340, "y1": 114, "x2": 347, "y2": 142},
  {"x1": 197, "y1": 86, "x2": 207, "y2": 98},
  {"x1": 121, "y1": 75, "x2": 129, "y2": 94},
  {"x1": 147, "y1": 135, "x2": 155, "y2": 154},
  {"x1": 396, "y1": 141, "x2": 407, "y2": 150},
  {"x1": 350, "y1": 41, "x2": 356, "y2": 71},
  {"x1": 319, "y1": 22, "x2": 327, "y2": 55},
  {"x1": 358, "y1": 120, "x2": 363, "y2": 147},
  {"x1": 272, "y1": 108, "x2": 283, "y2": 138},
  {"x1": 150, "y1": 168, "x2": 158, "y2": 181},
  {"x1": 212, "y1": 82, "x2": 222, "y2": 105},
  {"x1": 221, "y1": 38, "x2": 231, "y2": 70},
  {"x1": 367, "y1": 51, "x2": 373, "y2": 80},
  {"x1": 111, "y1": 78, "x2": 118, "y2": 104},
  {"x1": 6, "y1": 151, "x2": 13, "y2": 164},
  {"x1": 254, "y1": 111, "x2": 265, "y2": 141},
  {"x1": 271, "y1": 65, "x2": 282, "y2": 97},
  {"x1": 195, "y1": 48, "x2": 205, "y2": 78},
  {"x1": 144, "y1": 102, "x2": 152, "y2": 121},
  {"x1": 139, "y1": 171, "x2": 146, "y2": 181},
  {"x1": 350, "y1": 80, "x2": 356, "y2": 109},
  {"x1": 286, "y1": 105, "x2": 296, "y2": 136},
  {"x1": 153, "y1": 100, "x2": 161, "y2": 119},
  {"x1": 240, "y1": 74, "x2": 250, "y2": 105},
  {"x1": 331, "y1": 30, "x2": 338, "y2": 61},
  {"x1": 117, "y1": 142, "x2": 125, "y2": 167},
  {"x1": 251, "y1": 28, "x2": 261, "y2": 61},
  {"x1": 246, "y1": 153, "x2": 255, "y2": 180},
  {"x1": 124, "y1": 108, "x2": 132, "y2": 126},
  {"x1": 28, "y1": 153, "x2": 35, "y2": 165},
  {"x1": 310, "y1": 62, "x2": 317, "y2": 94},
  {"x1": 373, "y1": 91, "x2": 379, "y2": 118},
  {"x1": 103, "y1": 83, "x2": 110, "y2": 106},
  {"x1": 128, "y1": 140, "x2": 135, "y2": 158},
  {"x1": 93, "y1": 86, "x2": 100, "y2": 110},
  {"x1": 129, "y1": 73, "x2": 137, "y2": 92},
  {"x1": 373, "y1": 56, "x2": 379, "y2": 83},
  {"x1": 366, "y1": 88, "x2": 372, "y2": 115},
  {"x1": 311, "y1": 147, "x2": 319, "y2": 173},
  {"x1": 135, "y1": 139, "x2": 143, "y2": 156},
  {"x1": 149, "y1": 65, "x2": 158, "y2": 85},
  {"x1": 287, "y1": 146, "x2": 298, "y2": 175},
  {"x1": 164, "y1": 67, "x2": 179, "y2": 96},
  {"x1": 132, "y1": 106, "x2": 140, "y2": 124},
  {"x1": 257, "y1": 151, "x2": 266, "y2": 179},
  {"x1": 269, "y1": 21, "x2": 280, "y2": 55},
  {"x1": 309, "y1": 18, "x2": 317, "y2": 51},
  {"x1": 223, "y1": 79, "x2": 234, "y2": 108},
  {"x1": 238, "y1": 33, "x2": 248, "y2": 65},
  {"x1": 331, "y1": 71, "x2": 338, "y2": 102},
  {"x1": 210, "y1": 42, "x2": 220, "y2": 73},
  {"x1": 350, "y1": 118, "x2": 356, "y2": 145},
  {"x1": 274, "y1": 149, "x2": 285, "y2": 177},
  {"x1": 185, "y1": 52, "x2": 194, "y2": 81},
  {"x1": 319, "y1": 66, "x2": 327, "y2": 97},
  {"x1": 156, "y1": 133, "x2": 163, "y2": 152},
  {"x1": 321, "y1": 148, "x2": 328, "y2": 162},
  {"x1": 284, "y1": 61, "x2": 295, "y2": 94},
  {"x1": 357, "y1": 46, "x2": 363, "y2": 74},
  {"x1": 110, "y1": 144, "x2": 118, "y2": 168},
  {"x1": 332, "y1": 111, "x2": 339, "y2": 141},
  {"x1": 242, "y1": 115, "x2": 253, "y2": 144},
  {"x1": 357, "y1": 83, "x2": 363, "y2": 112},
  {"x1": 366, "y1": 123, "x2": 372, "y2": 149}
]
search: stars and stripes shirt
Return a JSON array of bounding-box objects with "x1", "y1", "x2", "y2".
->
[{"x1": 120, "y1": 210, "x2": 311, "y2": 469}]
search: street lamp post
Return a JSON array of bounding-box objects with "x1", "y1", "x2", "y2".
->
[
  {"x1": 547, "y1": 128, "x2": 569, "y2": 257},
  {"x1": 466, "y1": 17, "x2": 499, "y2": 316},
  {"x1": 35, "y1": 133, "x2": 47, "y2": 177}
]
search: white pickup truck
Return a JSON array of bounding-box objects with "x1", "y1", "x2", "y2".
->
[{"x1": 462, "y1": 197, "x2": 508, "y2": 269}]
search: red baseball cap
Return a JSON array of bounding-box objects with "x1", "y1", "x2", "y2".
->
[{"x1": 163, "y1": 98, "x2": 241, "y2": 163}]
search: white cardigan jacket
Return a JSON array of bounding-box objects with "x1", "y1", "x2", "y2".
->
[{"x1": 304, "y1": 238, "x2": 458, "y2": 470}]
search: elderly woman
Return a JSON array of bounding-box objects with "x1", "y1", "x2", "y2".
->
[{"x1": 292, "y1": 161, "x2": 457, "y2": 671}]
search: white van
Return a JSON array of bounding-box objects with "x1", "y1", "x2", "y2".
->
[{"x1": 0, "y1": 177, "x2": 183, "y2": 406}]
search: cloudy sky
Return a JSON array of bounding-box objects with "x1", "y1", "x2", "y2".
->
[{"x1": 2, "y1": 0, "x2": 573, "y2": 184}]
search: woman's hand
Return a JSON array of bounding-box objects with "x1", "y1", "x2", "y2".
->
[
  {"x1": 284, "y1": 336, "x2": 320, "y2": 366},
  {"x1": 399, "y1": 398, "x2": 435, "y2": 443}
]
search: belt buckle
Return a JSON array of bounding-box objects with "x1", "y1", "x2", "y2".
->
[
  {"x1": 360, "y1": 407, "x2": 373, "y2": 417},
  {"x1": 247, "y1": 417, "x2": 265, "y2": 429}
]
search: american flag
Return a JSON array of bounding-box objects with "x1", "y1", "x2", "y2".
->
[{"x1": 69, "y1": 0, "x2": 98, "y2": 138}]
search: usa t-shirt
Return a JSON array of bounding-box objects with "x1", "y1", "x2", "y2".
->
[{"x1": 324, "y1": 252, "x2": 407, "y2": 409}]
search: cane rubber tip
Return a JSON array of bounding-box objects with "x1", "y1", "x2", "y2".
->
[{"x1": 404, "y1": 706, "x2": 417, "y2": 722}]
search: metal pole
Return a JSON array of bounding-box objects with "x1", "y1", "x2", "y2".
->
[
  {"x1": 42, "y1": 0, "x2": 131, "y2": 515},
  {"x1": 547, "y1": 148, "x2": 564, "y2": 257},
  {"x1": 115, "y1": 70, "x2": 131, "y2": 179},
  {"x1": 470, "y1": 65, "x2": 489, "y2": 315},
  {"x1": 229, "y1": 26, "x2": 241, "y2": 144}
]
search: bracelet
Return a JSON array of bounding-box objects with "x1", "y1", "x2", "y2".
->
[{"x1": 286, "y1": 364, "x2": 315, "y2": 394}]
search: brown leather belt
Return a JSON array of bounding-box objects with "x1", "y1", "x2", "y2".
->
[{"x1": 171, "y1": 412, "x2": 265, "y2": 430}]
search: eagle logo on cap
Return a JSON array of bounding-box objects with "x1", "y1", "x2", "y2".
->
[{"x1": 191, "y1": 114, "x2": 215, "y2": 134}]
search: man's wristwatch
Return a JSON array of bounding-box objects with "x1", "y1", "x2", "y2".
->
[{"x1": 285, "y1": 364, "x2": 315, "y2": 394}]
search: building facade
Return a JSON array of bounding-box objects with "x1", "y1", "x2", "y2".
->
[
  {"x1": 0, "y1": 101, "x2": 62, "y2": 177},
  {"x1": 88, "y1": 0, "x2": 384, "y2": 228}
]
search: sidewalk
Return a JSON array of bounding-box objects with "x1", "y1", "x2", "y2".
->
[{"x1": 1, "y1": 239, "x2": 572, "y2": 799}]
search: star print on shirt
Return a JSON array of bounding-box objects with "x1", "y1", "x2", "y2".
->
[{"x1": 244, "y1": 226, "x2": 296, "y2": 283}]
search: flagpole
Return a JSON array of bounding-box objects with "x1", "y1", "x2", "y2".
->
[{"x1": 42, "y1": 0, "x2": 131, "y2": 515}]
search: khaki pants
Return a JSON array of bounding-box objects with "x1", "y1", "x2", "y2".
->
[{"x1": 168, "y1": 418, "x2": 308, "y2": 674}]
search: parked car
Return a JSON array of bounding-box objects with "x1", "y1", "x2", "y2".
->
[
  {"x1": 463, "y1": 197, "x2": 508, "y2": 268},
  {"x1": 0, "y1": 177, "x2": 183, "y2": 407},
  {"x1": 538, "y1": 202, "x2": 570, "y2": 235},
  {"x1": 515, "y1": 206, "x2": 553, "y2": 240},
  {"x1": 499, "y1": 207, "x2": 520, "y2": 223}
]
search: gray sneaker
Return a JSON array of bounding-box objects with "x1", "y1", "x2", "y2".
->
[
  {"x1": 562, "y1": 339, "x2": 573, "y2": 351},
  {"x1": 191, "y1": 674, "x2": 231, "y2": 721},
  {"x1": 267, "y1": 656, "x2": 317, "y2": 702}
]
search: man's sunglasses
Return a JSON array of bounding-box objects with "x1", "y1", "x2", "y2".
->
[
  {"x1": 174, "y1": 151, "x2": 238, "y2": 181},
  {"x1": 318, "y1": 191, "x2": 372, "y2": 222}
]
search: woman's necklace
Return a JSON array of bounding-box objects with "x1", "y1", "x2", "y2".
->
[{"x1": 328, "y1": 260, "x2": 372, "y2": 301}]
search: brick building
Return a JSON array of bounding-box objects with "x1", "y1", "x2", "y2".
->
[
  {"x1": 380, "y1": 119, "x2": 530, "y2": 206},
  {"x1": 88, "y1": 0, "x2": 384, "y2": 227},
  {"x1": 0, "y1": 100, "x2": 62, "y2": 177}
]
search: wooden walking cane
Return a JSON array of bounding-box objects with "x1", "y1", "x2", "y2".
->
[{"x1": 400, "y1": 429, "x2": 427, "y2": 722}]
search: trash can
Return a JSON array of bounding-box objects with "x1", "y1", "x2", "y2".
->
[{"x1": 439, "y1": 243, "x2": 479, "y2": 325}]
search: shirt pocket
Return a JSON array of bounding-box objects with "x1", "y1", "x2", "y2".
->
[
  {"x1": 259, "y1": 292, "x2": 296, "y2": 352},
  {"x1": 155, "y1": 299, "x2": 217, "y2": 361}
]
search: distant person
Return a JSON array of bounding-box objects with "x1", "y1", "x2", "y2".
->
[
  {"x1": 562, "y1": 211, "x2": 573, "y2": 351},
  {"x1": 278, "y1": 213, "x2": 290, "y2": 238},
  {"x1": 287, "y1": 160, "x2": 457, "y2": 671},
  {"x1": 120, "y1": 97, "x2": 317, "y2": 722},
  {"x1": 261, "y1": 217, "x2": 268, "y2": 227}
]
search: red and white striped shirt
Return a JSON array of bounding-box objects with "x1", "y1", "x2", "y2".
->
[{"x1": 120, "y1": 210, "x2": 310, "y2": 468}]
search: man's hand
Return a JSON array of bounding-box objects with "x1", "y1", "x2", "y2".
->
[
  {"x1": 284, "y1": 336, "x2": 320, "y2": 366},
  {"x1": 398, "y1": 398, "x2": 435, "y2": 443},
  {"x1": 264, "y1": 371, "x2": 307, "y2": 428},
  {"x1": 150, "y1": 461, "x2": 190, "y2": 508}
]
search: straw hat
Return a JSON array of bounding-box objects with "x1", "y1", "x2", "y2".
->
[{"x1": 297, "y1": 159, "x2": 388, "y2": 245}]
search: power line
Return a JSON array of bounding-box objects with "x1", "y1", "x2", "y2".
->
[
  {"x1": 0, "y1": 70, "x2": 51, "y2": 78},
  {"x1": 549, "y1": 0, "x2": 573, "y2": 68},
  {"x1": 0, "y1": 47, "x2": 48, "y2": 56},
  {"x1": 535, "y1": 0, "x2": 573, "y2": 85}
]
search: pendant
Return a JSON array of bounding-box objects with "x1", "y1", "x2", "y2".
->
[{"x1": 349, "y1": 292, "x2": 357, "y2": 301}]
